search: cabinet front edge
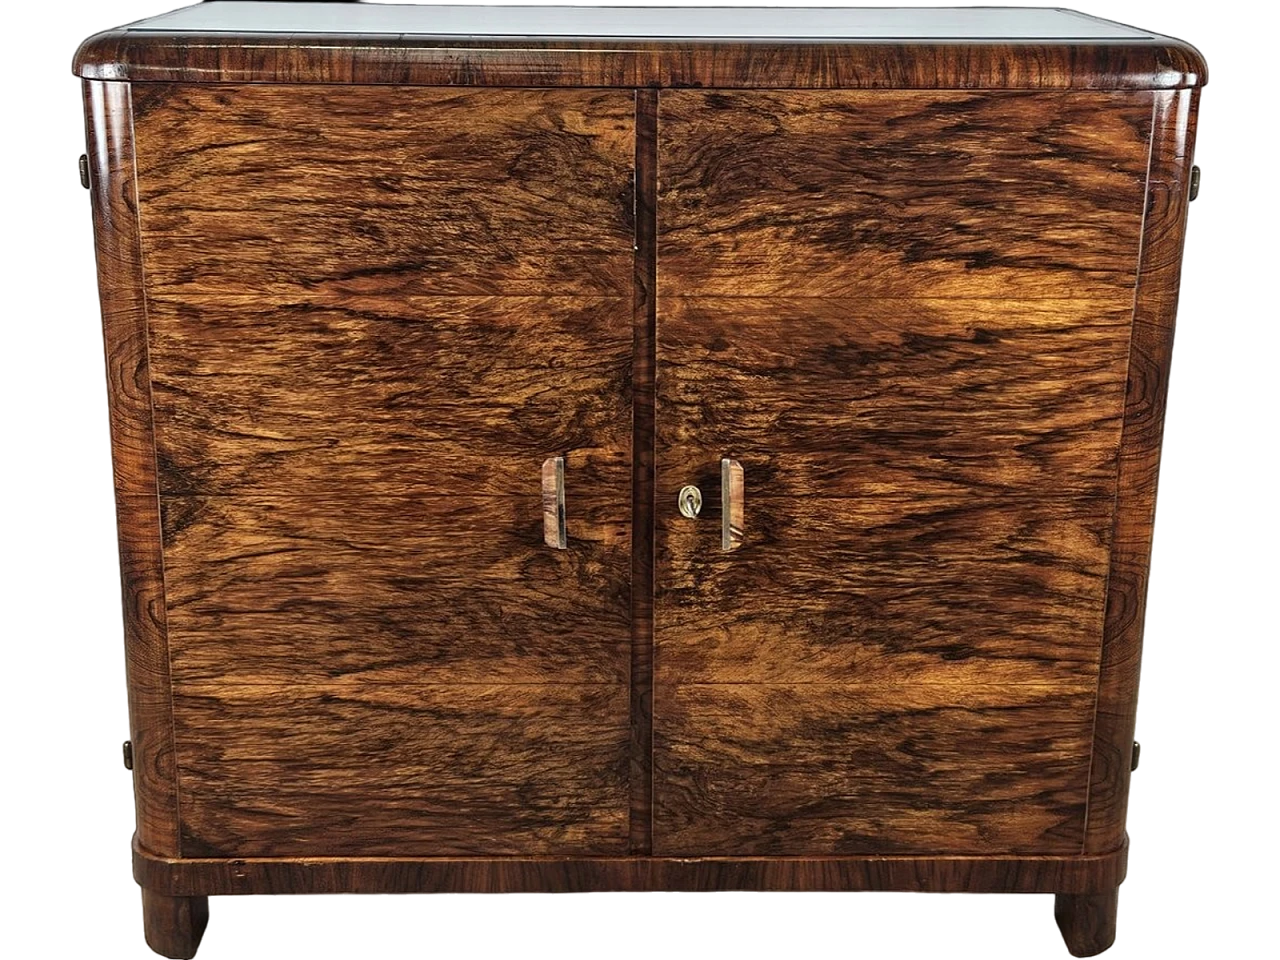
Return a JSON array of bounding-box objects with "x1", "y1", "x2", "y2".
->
[{"x1": 73, "y1": 31, "x2": 1206, "y2": 89}]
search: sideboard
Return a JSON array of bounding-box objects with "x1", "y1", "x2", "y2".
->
[{"x1": 74, "y1": 4, "x2": 1206, "y2": 957}]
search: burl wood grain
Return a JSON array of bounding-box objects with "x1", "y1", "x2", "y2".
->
[
  {"x1": 656, "y1": 297, "x2": 1133, "y2": 504},
  {"x1": 144, "y1": 295, "x2": 631, "y2": 497},
  {"x1": 652, "y1": 91, "x2": 1153, "y2": 859},
  {"x1": 161, "y1": 495, "x2": 628, "y2": 686},
  {"x1": 131, "y1": 84, "x2": 636, "y2": 298},
  {"x1": 659, "y1": 91, "x2": 1153, "y2": 298},
  {"x1": 653, "y1": 683, "x2": 1096, "y2": 856},
  {"x1": 1084, "y1": 87, "x2": 1201, "y2": 855},
  {"x1": 82, "y1": 79, "x2": 181, "y2": 859},
  {"x1": 75, "y1": 30, "x2": 1207, "y2": 91},
  {"x1": 652, "y1": 298, "x2": 1126, "y2": 849},
  {"x1": 124, "y1": 83, "x2": 641, "y2": 858},
  {"x1": 174, "y1": 683, "x2": 629, "y2": 857},
  {"x1": 657, "y1": 490, "x2": 1114, "y2": 686}
]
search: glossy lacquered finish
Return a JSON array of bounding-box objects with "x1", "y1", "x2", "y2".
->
[
  {"x1": 75, "y1": 34, "x2": 1207, "y2": 90},
  {"x1": 76, "y1": 6, "x2": 1205, "y2": 958}
]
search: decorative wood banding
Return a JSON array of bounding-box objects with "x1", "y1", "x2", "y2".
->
[
  {"x1": 134, "y1": 837, "x2": 1129, "y2": 897},
  {"x1": 629, "y1": 89, "x2": 659, "y2": 855}
]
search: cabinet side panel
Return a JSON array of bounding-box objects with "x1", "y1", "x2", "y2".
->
[
  {"x1": 83, "y1": 79, "x2": 181, "y2": 858},
  {"x1": 1085, "y1": 88, "x2": 1200, "y2": 854}
]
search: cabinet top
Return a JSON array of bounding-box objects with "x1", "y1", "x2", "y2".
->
[
  {"x1": 75, "y1": 2, "x2": 1206, "y2": 89},
  {"x1": 99, "y1": 4, "x2": 1159, "y2": 40}
]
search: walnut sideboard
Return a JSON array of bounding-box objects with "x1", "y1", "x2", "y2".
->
[{"x1": 73, "y1": 4, "x2": 1206, "y2": 957}]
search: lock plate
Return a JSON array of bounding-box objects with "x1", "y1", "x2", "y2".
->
[{"x1": 678, "y1": 485, "x2": 703, "y2": 519}]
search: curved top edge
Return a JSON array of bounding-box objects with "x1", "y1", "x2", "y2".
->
[{"x1": 74, "y1": 29, "x2": 1207, "y2": 89}]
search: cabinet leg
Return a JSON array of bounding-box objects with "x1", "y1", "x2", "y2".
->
[
  {"x1": 1055, "y1": 888, "x2": 1119, "y2": 957},
  {"x1": 141, "y1": 888, "x2": 209, "y2": 959}
]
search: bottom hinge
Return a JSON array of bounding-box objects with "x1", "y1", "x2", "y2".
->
[
  {"x1": 123, "y1": 740, "x2": 134, "y2": 771},
  {"x1": 79, "y1": 154, "x2": 90, "y2": 190},
  {"x1": 1130, "y1": 741, "x2": 1141, "y2": 772}
]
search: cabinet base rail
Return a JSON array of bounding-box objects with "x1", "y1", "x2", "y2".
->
[{"x1": 134, "y1": 834, "x2": 1127, "y2": 897}]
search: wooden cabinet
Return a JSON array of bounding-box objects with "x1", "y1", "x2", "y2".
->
[{"x1": 75, "y1": 5, "x2": 1205, "y2": 958}]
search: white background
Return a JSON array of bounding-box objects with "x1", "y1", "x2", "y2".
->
[{"x1": 2, "y1": 2, "x2": 1274, "y2": 958}]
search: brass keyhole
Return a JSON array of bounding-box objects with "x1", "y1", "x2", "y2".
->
[{"x1": 678, "y1": 485, "x2": 703, "y2": 519}]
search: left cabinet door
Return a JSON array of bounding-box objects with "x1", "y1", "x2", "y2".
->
[{"x1": 127, "y1": 84, "x2": 637, "y2": 857}]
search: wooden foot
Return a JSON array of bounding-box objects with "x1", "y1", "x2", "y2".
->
[
  {"x1": 1055, "y1": 888, "x2": 1119, "y2": 957},
  {"x1": 141, "y1": 889, "x2": 209, "y2": 959}
]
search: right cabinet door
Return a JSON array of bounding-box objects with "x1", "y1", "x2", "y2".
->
[{"x1": 652, "y1": 90, "x2": 1154, "y2": 856}]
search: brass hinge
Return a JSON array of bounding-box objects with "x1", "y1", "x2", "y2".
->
[
  {"x1": 1189, "y1": 166, "x2": 1201, "y2": 202},
  {"x1": 123, "y1": 740, "x2": 134, "y2": 771},
  {"x1": 79, "y1": 154, "x2": 90, "y2": 190}
]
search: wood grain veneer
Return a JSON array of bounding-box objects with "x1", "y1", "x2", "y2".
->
[
  {"x1": 75, "y1": 7, "x2": 1205, "y2": 957},
  {"x1": 175, "y1": 682, "x2": 630, "y2": 857},
  {"x1": 130, "y1": 84, "x2": 636, "y2": 298},
  {"x1": 658, "y1": 91, "x2": 1154, "y2": 299},
  {"x1": 75, "y1": 32, "x2": 1206, "y2": 91},
  {"x1": 654, "y1": 297, "x2": 1134, "y2": 503},
  {"x1": 655, "y1": 488, "x2": 1115, "y2": 687},
  {"x1": 160, "y1": 494, "x2": 629, "y2": 686},
  {"x1": 134, "y1": 836, "x2": 1129, "y2": 896},
  {"x1": 629, "y1": 88, "x2": 659, "y2": 855},
  {"x1": 126, "y1": 79, "x2": 642, "y2": 864},
  {"x1": 144, "y1": 294, "x2": 632, "y2": 497},
  {"x1": 1084, "y1": 85, "x2": 1201, "y2": 857},
  {"x1": 653, "y1": 682, "x2": 1098, "y2": 856},
  {"x1": 652, "y1": 88, "x2": 1153, "y2": 861},
  {"x1": 83, "y1": 78, "x2": 181, "y2": 860}
]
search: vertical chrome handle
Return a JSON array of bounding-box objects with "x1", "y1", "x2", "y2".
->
[
  {"x1": 721, "y1": 458, "x2": 744, "y2": 552},
  {"x1": 542, "y1": 456, "x2": 566, "y2": 549}
]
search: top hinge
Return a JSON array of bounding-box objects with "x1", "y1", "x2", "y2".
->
[
  {"x1": 1189, "y1": 165, "x2": 1201, "y2": 202},
  {"x1": 75, "y1": 151, "x2": 90, "y2": 193}
]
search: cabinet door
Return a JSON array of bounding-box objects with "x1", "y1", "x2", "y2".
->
[
  {"x1": 653, "y1": 91, "x2": 1153, "y2": 855},
  {"x1": 130, "y1": 85, "x2": 636, "y2": 856}
]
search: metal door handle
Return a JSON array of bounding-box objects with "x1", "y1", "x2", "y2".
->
[
  {"x1": 542, "y1": 456, "x2": 566, "y2": 549},
  {"x1": 722, "y1": 458, "x2": 744, "y2": 552}
]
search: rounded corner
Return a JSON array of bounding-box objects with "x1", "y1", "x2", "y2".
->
[
  {"x1": 1157, "y1": 37, "x2": 1208, "y2": 88},
  {"x1": 73, "y1": 29, "x2": 130, "y2": 81}
]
